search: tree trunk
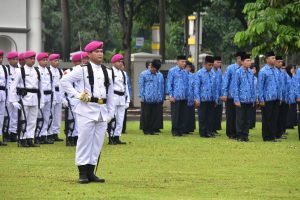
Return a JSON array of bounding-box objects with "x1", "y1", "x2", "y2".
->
[
  {"x1": 61, "y1": 0, "x2": 70, "y2": 61},
  {"x1": 159, "y1": 0, "x2": 166, "y2": 63}
]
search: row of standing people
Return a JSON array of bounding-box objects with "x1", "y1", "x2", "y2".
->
[{"x1": 138, "y1": 52, "x2": 300, "y2": 142}]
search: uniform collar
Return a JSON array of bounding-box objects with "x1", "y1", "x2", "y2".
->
[{"x1": 90, "y1": 61, "x2": 101, "y2": 68}]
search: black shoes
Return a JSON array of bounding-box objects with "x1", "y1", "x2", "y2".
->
[
  {"x1": 10, "y1": 133, "x2": 18, "y2": 142},
  {"x1": 40, "y1": 136, "x2": 54, "y2": 144},
  {"x1": 66, "y1": 137, "x2": 75, "y2": 146},
  {"x1": 78, "y1": 165, "x2": 105, "y2": 184},
  {"x1": 114, "y1": 136, "x2": 126, "y2": 144},
  {"x1": 53, "y1": 134, "x2": 64, "y2": 142},
  {"x1": 19, "y1": 139, "x2": 29, "y2": 147},
  {"x1": 27, "y1": 139, "x2": 40, "y2": 147}
]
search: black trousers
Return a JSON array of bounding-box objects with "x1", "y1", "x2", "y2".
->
[
  {"x1": 261, "y1": 100, "x2": 280, "y2": 141},
  {"x1": 197, "y1": 101, "x2": 214, "y2": 136},
  {"x1": 236, "y1": 103, "x2": 253, "y2": 139},
  {"x1": 139, "y1": 102, "x2": 144, "y2": 130},
  {"x1": 171, "y1": 100, "x2": 188, "y2": 134},
  {"x1": 225, "y1": 98, "x2": 237, "y2": 138},
  {"x1": 276, "y1": 102, "x2": 288, "y2": 138},
  {"x1": 122, "y1": 108, "x2": 128, "y2": 133},
  {"x1": 212, "y1": 104, "x2": 222, "y2": 132},
  {"x1": 297, "y1": 103, "x2": 300, "y2": 140},
  {"x1": 186, "y1": 105, "x2": 196, "y2": 133},
  {"x1": 249, "y1": 105, "x2": 257, "y2": 129},
  {"x1": 141, "y1": 102, "x2": 163, "y2": 132},
  {"x1": 286, "y1": 103, "x2": 297, "y2": 128}
]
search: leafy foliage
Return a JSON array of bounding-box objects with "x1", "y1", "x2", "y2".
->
[{"x1": 234, "y1": 0, "x2": 300, "y2": 56}]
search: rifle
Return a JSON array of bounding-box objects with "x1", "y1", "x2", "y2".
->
[
  {"x1": 35, "y1": 108, "x2": 44, "y2": 139},
  {"x1": 64, "y1": 95, "x2": 75, "y2": 139},
  {"x1": 17, "y1": 99, "x2": 27, "y2": 147},
  {"x1": 2, "y1": 101, "x2": 10, "y2": 141}
]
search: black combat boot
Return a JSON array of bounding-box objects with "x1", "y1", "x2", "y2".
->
[
  {"x1": 66, "y1": 137, "x2": 75, "y2": 146},
  {"x1": 114, "y1": 136, "x2": 126, "y2": 144},
  {"x1": 74, "y1": 136, "x2": 78, "y2": 146},
  {"x1": 19, "y1": 139, "x2": 29, "y2": 147},
  {"x1": 78, "y1": 165, "x2": 89, "y2": 184},
  {"x1": 87, "y1": 164, "x2": 105, "y2": 183},
  {"x1": 3, "y1": 132, "x2": 10, "y2": 142},
  {"x1": 27, "y1": 139, "x2": 40, "y2": 147},
  {"x1": 10, "y1": 132, "x2": 18, "y2": 142},
  {"x1": 40, "y1": 136, "x2": 54, "y2": 144},
  {"x1": 108, "y1": 136, "x2": 116, "y2": 145},
  {"x1": 53, "y1": 134, "x2": 63, "y2": 142},
  {"x1": 34, "y1": 137, "x2": 41, "y2": 145}
]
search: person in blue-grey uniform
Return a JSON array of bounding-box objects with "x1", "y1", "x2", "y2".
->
[
  {"x1": 275, "y1": 56, "x2": 289, "y2": 139},
  {"x1": 212, "y1": 56, "x2": 223, "y2": 135},
  {"x1": 233, "y1": 53, "x2": 256, "y2": 142},
  {"x1": 285, "y1": 64, "x2": 297, "y2": 133},
  {"x1": 194, "y1": 56, "x2": 216, "y2": 138},
  {"x1": 249, "y1": 64, "x2": 258, "y2": 129},
  {"x1": 258, "y1": 51, "x2": 282, "y2": 142},
  {"x1": 295, "y1": 66, "x2": 300, "y2": 140},
  {"x1": 221, "y1": 52, "x2": 245, "y2": 139},
  {"x1": 139, "y1": 59, "x2": 164, "y2": 135},
  {"x1": 139, "y1": 61, "x2": 151, "y2": 131},
  {"x1": 185, "y1": 61, "x2": 196, "y2": 133},
  {"x1": 167, "y1": 55, "x2": 189, "y2": 136}
]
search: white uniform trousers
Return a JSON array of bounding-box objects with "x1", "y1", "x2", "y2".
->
[
  {"x1": 112, "y1": 105, "x2": 126, "y2": 137},
  {"x1": 39, "y1": 101, "x2": 51, "y2": 136},
  {"x1": 7, "y1": 102, "x2": 18, "y2": 133},
  {"x1": 75, "y1": 114, "x2": 107, "y2": 166},
  {"x1": 0, "y1": 101, "x2": 5, "y2": 136},
  {"x1": 50, "y1": 102, "x2": 62, "y2": 135},
  {"x1": 21, "y1": 105, "x2": 38, "y2": 139}
]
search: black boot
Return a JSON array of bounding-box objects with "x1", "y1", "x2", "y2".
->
[
  {"x1": 108, "y1": 136, "x2": 116, "y2": 145},
  {"x1": 0, "y1": 141, "x2": 7, "y2": 146},
  {"x1": 53, "y1": 134, "x2": 63, "y2": 142},
  {"x1": 114, "y1": 136, "x2": 126, "y2": 145},
  {"x1": 40, "y1": 136, "x2": 54, "y2": 144},
  {"x1": 74, "y1": 136, "x2": 78, "y2": 146},
  {"x1": 87, "y1": 164, "x2": 105, "y2": 183},
  {"x1": 10, "y1": 132, "x2": 17, "y2": 142},
  {"x1": 66, "y1": 137, "x2": 75, "y2": 146},
  {"x1": 34, "y1": 137, "x2": 41, "y2": 145},
  {"x1": 78, "y1": 165, "x2": 89, "y2": 184},
  {"x1": 27, "y1": 139, "x2": 40, "y2": 147},
  {"x1": 19, "y1": 139, "x2": 29, "y2": 147},
  {"x1": 3, "y1": 132, "x2": 10, "y2": 142}
]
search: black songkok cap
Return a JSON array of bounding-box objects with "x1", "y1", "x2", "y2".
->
[
  {"x1": 151, "y1": 59, "x2": 161, "y2": 70},
  {"x1": 205, "y1": 56, "x2": 214, "y2": 63},
  {"x1": 235, "y1": 51, "x2": 246, "y2": 57},
  {"x1": 265, "y1": 51, "x2": 275, "y2": 57},
  {"x1": 275, "y1": 55, "x2": 283, "y2": 60},
  {"x1": 214, "y1": 56, "x2": 221, "y2": 61},
  {"x1": 177, "y1": 55, "x2": 187, "y2": 60},
  {"x1": 241, "y1": 53, "x2": 251, "y2": 61}
]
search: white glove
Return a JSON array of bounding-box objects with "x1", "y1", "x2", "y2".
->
[
  {"x1": 62, "y1": 99, "x2": 68, "y2": 108},
  {"x1": 76, "y1": 91, "x2": 90, "y2": 102},
  {"x1": 125, "y1": 102, "x2": 130, "y2": 109},
  {"x1": 40, "y1": 104, "x2": 44, "y2": 109},
  {"x1": 12, "y1": 102, "x2": 21, "y2": 110}
]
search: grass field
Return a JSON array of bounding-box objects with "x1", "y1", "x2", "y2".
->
[{"x1": 0, "y1": 121, "x2": 300, "y2": 200}]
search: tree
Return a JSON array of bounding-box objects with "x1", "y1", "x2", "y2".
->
[
  {"x1": 234, "y1": 0, "x2": 300, "y2": 56},
  {"x1": 61, "y1": 0, "x2": 70, "y2": 61}
]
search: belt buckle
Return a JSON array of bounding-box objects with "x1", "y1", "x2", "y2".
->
[{"x1": 97, "y1": 98, "x2": 104, "y2": 104}]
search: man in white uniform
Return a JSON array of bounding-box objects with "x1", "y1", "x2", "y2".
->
[
  {"x1": 0, "y1": 50, "x2": 8, "y2": 146},
  {"x1": 36, "y1": 52, "x2": 54, "y2": 144},
  {"x1": 4, "y1": 51, "x2": 19, "y2": 143},
  {"x1": 108, "y1": 54, "x2": 130, "y2": 145},
  {"x1": 10, "y1": 51, "x2": 44, "y2": 147},
  {"x1": 48, "y1": 54, "x2": 64, "y2": 142},
  {"x1": 61, "y1": 41, "x2": 114, "y2": 184}
]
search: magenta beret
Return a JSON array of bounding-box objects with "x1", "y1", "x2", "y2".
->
[
  {"x1": 72, "y1": 53, "x2": 82, "y2": 62},
  {"x1": 18, "y1": 53, "x2": 25, "y2": 61},
  {"x1": 24, "y1": 51, "x2": 36, "y2": 59},
  {"x1": 111, "y1": 53, "x2": 124, "y2": 63},
  {"x1": 0, "y1": 50, "x2": 4, "y2": 56},
  {"x1": 37, "y1": 52, "x2": 48, "y2": 61},
  {"x1": 82, "y1": 52, "x2": 88, "y2": 58},
  {"x1": 84, "y1": 41, "x2": 104, "y2": 52},
  {"x1": 6, "y1": 51, "x2": 19, "y2": 59},
  {"x1": 49, "y1": 54, "x2": 60, "y2": 61}
]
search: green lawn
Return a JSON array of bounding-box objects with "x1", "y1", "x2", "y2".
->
[{"x1": 0, "y1": 122, "x2": 300, "y2": 200}]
